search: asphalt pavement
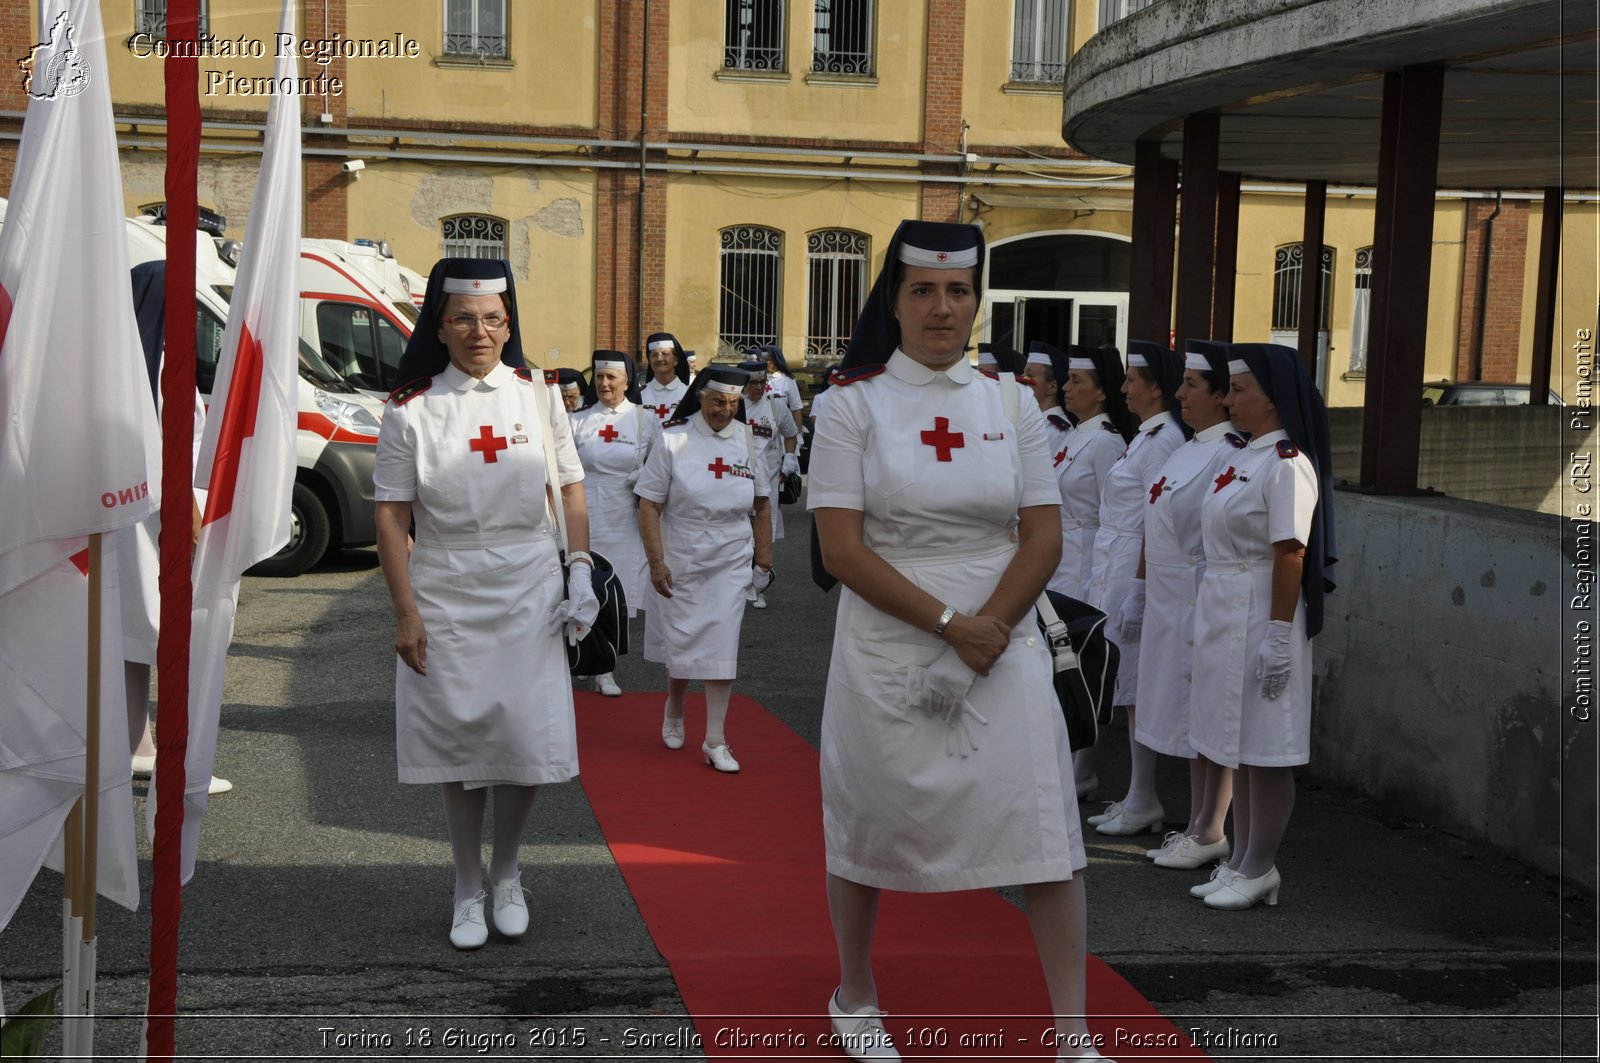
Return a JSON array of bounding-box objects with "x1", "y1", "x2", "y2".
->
[{"x1": 1, "y1": 497, "x2": 1594, "y2": 1061}]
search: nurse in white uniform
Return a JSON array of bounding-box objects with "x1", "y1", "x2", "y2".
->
[
  {"x1": 376, "y1": 259, "x2": 598, "y2": 950},
  {"x1": 1049, "y1": 344, "x2": 1134, "y2": 603},
  {"x1": 556, "y1": 368, "x2": 585, "y2": 418},
  {"x1": 637, "y1": 365, "x2": 775, "y2": 774},
  {"x1": 739, "y1": 359, "x2": 800, "y2": 553},
  {"x1": 809, "y1": 220, "x2": 1098, "y2": 1062},
  {"x1": 640, "y1": 332, "x2": 691, "y2": 423},
  {"x1": 1126, "y1": 340, "x2": 1238, "y2": 872},
  {"x1": 570, "y1": 350, "x2": 662, "y2": 695},
  {"x1": 760, "y1": 343, "x2": 806, "y2": 436},
  {"x1": 1189, "y1": 342, "x2": 1336, "y2": 911},
  {"x1": 1082, "y1": 341, "x2": 1188, "y2": 837}
]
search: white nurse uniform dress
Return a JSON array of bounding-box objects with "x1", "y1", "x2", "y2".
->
[
  {"x1": 640, "y1": 376, "x2": 687, "y2": 423},
  {"x1": 807, "y1": 350, "x2": 1085, "y2": 892},
  {"x1": 374, "y1": 361, "x2": 584, "y2": 787},
  {"x1": 569, "y1": 398, "x2": 660, "y2": 615},
  {"x1": 1189, "y1": 429, "x2": 1319, "y2": 768},
  {"x1": 636, "y1": 411, "x2": 769, "y2": 680},
  {"x1": 1047, "y1": 413, "x2": 1122, "y2": 600},
  {"x1": 745, "y1": 390, "x2": 800, "y2": 541},
  {"x1": 1132, "y1": 421, "x2": 1240, "y2": 758},
  {"x1": 1086, "y1": 411, "x2": 1184, "y2": 705}
]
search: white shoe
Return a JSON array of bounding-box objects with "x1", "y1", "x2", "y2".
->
[
  {"x1": 1190, "y1": 863, "x2": 1241, "y2": 898},
  {"x1": 1086, "y1": 800, "x2": 1123, "y2": 826},
  {"x1": 490, "y1": 875, "x2": 529, "y2": 938},
  {"x1": 1154, "y1": 835, "x2": 1231, "y2": 869},
  {"x1": 594, "y1": 673, "x2": 622, "y2": 697},
  {"x1": 1094, "y1": 803, "x2": 1165, "y2": 836},
  {"x1": 1146, "y1": 830, "x2": 1185, "y2": 860},
  {"x1": 662, "y1": 709, "x2": 685, "y2": 750},
  {"x1": 827, "y1": 988, "x2": 900, "y2": 1061},
  {"x1": 207, "y1": 776, "x2": 233, "y2": 795},
  {"x1": 130, "y1": 753, "x2": 156, "y2": 777},
  {"x1": 450, "y1": 891, "x2": 488, "y2": 950},
  {"x1": 750, "y1": 592, "x2": 767, "y2": 609},
  {"x1": 702, "y1": 741, "x2": 740, "y2": 773}
]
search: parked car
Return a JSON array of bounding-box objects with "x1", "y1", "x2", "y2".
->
[{"x1": 1423, "y1": 381, "x2": 1563, "y2": 406}]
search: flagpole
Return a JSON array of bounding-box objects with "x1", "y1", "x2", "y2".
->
[
  {"x1": 61, "y1": 802, "x2": 81, "y2": 1058},
  {"x1": 78, "y1": 531, "x2": 102, "y2": 1058}
]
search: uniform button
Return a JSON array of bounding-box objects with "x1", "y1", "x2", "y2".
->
[
  {"x1": 1025, "y1": 636, "x2": 1036, "y2": 647},
  {"x1": 1237, "y1": 563, "x2": 1247, "y2": 572},
  {"x1": 1186, "y1": 638, "x2": 1194, "y2": 646},
  {"x1": 550, "y1": 567, "x2": 560, "y2": 575}
]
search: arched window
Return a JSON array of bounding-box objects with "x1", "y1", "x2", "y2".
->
[
  {"x1": 1349, "y1": 246, "x2": 1373, "y2": 374},
  {"x1": 1011, "y1": 0, "x2": 1069, "y2": 83},
  {"x1": 813, "y1": 0, "x2": 874, "y2": 76},
  {"x1": 444, "y1": 0, "x2": 507, "y2": 59},
  {"x1": 1271, "y1": 243, "x2": 1334, "y2": 331},
  {"x1": 725, "y1": 0, "x2": 787, "y2": 71},
  {"x1": 806, "y1": 229, "x2": 868, "y2": 362},
  {"x1": 441, "y1": 214, "x2": 507, "y2": 260},
  {"x1": 719, "y1": 226, "x2": 783, "y2": 357},
  {"x1": 136, "y1": 0, "x2": 209, "y2": 37}
]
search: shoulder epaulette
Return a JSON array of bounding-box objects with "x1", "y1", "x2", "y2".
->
[
  {"x1": 829, "y1": 364, "x2": 886, "y2": 387},
  {"x1": 1015, "y1": 374, "x2": 1039, "y2": 391},
  {"x1": 978, "y1": 369, "x2": 1000, "y2": 381},
  {"x1": 663, "y1": 417, "x2": 689, "y2": 429},
  {"x1": 1147, "y1": 422, "x2": 1164, "y2": 437},
  {"x1": 511, "y1": 367, "x2": 532, "y2": 383},
  {"x1": 543, "y1": 369, "x2": 559, "y2": 385},
  {"x1": 1276, "y1": 439, "x2": 1300, "y2": 458},
  {"x1": 1047, "y1": 413, "x2": 1071, "y2": 431},
  {"x1": 1100, "y1": 420, "x2": 1119, "y2": 433},
  {"x1": 1225, "y1": 431, "x2": 1248, "y2": 449},
  {"x1": 388, "y1": 378, "x2": 431, "y2": 406}
]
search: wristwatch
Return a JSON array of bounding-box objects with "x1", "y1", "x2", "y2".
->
[{"x1": 932, "y1": 605, "x2": 957, "y2": 639}]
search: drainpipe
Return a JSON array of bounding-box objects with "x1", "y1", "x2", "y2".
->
[
  {"x1": 1471, "y1": 190, "x2": 1502, "y2": 381},
  {"x1": 636, "y1": 0, "x2": 650, "y2": 356}
]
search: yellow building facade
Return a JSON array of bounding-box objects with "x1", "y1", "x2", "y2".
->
[{"x1": 0, "y1": 1, "x2": 1588, "y2": 404}]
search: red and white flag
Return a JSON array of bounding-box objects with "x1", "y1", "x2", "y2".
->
[
  {"x1": 0, "y1": 0, "x2": 157, "y2": 929},
  {"x1": 152, "y1": 0, "x2": 302, "y2": 882}
]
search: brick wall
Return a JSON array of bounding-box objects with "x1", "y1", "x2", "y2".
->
[
  {"x1": 1454, "y1": 199, "x2": 1530, "y2": 381},
  {"x1": 0, "y1": 4, "x2": 32, "y2": 193},
  {"x1": 302, "y1": 0, "x2": 348, "y2": 239},
  {"x1": 918, "y1": 0, "x2": 965, "y2": 221}
]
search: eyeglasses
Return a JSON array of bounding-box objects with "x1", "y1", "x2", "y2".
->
[{"x1": 444, "y1": 313, "x2": 508, "y2": 333}]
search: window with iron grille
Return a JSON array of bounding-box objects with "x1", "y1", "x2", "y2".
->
[
  {"x1": 1097, "y1": 0, "x2": 1156, "y2": 31},
  {"x1": 136, "y1": 0, "x2": 209, "y2": 38},
  {"x1": 441, "y1": 214, "x2": 508, "y2": 260},
  {"x1": 725, "y1": 0, "x2": 786, "y2": 72},
  {"x1": 1011, "y1": 0, "x2": 1068, "y2": 83},
  {"x1": 1271, "y1": 243, "x2": 1334, "y2": 331},
  {"x1": 1349, "y1": 246, "x2": 1373, "y2": 373},
  {"x1": 444, "y1": 0, "x2": 507, "y2": 59},
  {"x1": 813, "y1": 0, "x2": 874, "y2": 76},
  {"x1": 806, "y1": 229, "x2": 867, "y2": 362},
  {"x1": 719, "y1": 226, "x2": 783, "y2": 357}
]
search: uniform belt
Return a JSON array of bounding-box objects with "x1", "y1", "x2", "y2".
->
[
  {"x1": 871, "y1": 539, "x2": 1015, "y2": 566},
  {"x1": 664, "y1": 512, "x2": 748, "y2": 532},
  {"x1": 414, "y1": 527, "x2": 550, "y2": 549},
  {"x1": 1145, "y1": 548, "x2": 1202, "y2": 568},
  {"x1": 1206, "y1": 558, "x2": 1275, "y2": 573},
  {"x1": 1064, "y1": 519, "x2": 1098, "y2": 531}
]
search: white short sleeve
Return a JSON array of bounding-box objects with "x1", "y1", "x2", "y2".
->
[
  {"x1": 805, "y1": 389, "x2": 866, "y2": 512},
  {"x1": 1013, "y1": 398, "x2": 1061, "y2": 510},
  {"x1": 751, "y1": 434, "x2": 771, "y2": 498},
  {"x1": 1265, "y1": 451, "x2": 1318, "y2": 547},
  {"x1": 634, "y1": 429, "x2": 673, "y2": 505},
  {"x1": 546, "y1": 383, "x2": 585, "y2": 487},
  {"x1": 373, "y1": 398, "x2": 417, "y2": 501},
  {"x1": 784, "y1": 377, "x2": 803, "y2": 413}
]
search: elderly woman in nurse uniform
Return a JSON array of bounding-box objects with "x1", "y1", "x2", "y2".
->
[
  {"x1": 376, "y1": 259, "x2": 597, "y2": 950},
  {"x1": 1188, "y1": 342, "x2": 1336, "y2": 910},
  {"x1": 636, "y1": 365, "x2": 775, "y2": 773},
  {"x1": 809, "y1": 220, "x2": 1099, "y2": 1062}
]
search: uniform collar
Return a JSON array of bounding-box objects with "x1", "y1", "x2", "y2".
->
[
  {"x1": 649, "y1": 375, "x2": 684, "y2": 390},
  {"x1": 1247, "y1": 427, "x2": 1289, "y2": 450},
  {"x1": 887, "y1": 348, "x2": 975, "y2": 386},
  {"x1": 1075, "y1": 412, "x2": 1110, "y2": 431},
  {"x1": 1039, "y1": 401, "x2": 1065, "y2": 417},
  {"x1": 691, "y1": 410, "x2": 741, "y2": 439},
  {"x1": 1193, "y1": 419, "x2": 1234, "y2": 443},
  {"x1": 600, "y1": 397, "x2": 632, "y2": 415},
  {"x1": 441, "y1": 361, "x2": 512, "y2": 392},
  {"x1": 1138, "y1": 410, "x2": 1177, "y2": 434}
]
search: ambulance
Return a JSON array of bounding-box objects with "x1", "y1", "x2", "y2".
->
[{"x1": 296, "y1": 237, "x2": 424, "y2": 399}]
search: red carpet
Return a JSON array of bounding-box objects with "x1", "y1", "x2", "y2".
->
[{"x1": 578, "y1": 692, "x2": 1205, "y2": 1061}]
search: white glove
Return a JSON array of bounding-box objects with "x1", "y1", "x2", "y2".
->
[
  {"x1": 746, "y1": 563, "x2": 775, "y2": 601},
  {"x1": 781, "y1": 452, "x2": 799, "y2": 476},
  {"x1": 1115, "y1": 578, "x2": 1146, "y2": 644},
  {"x1": 907, "y1": 648, "x2": 988, "y2": 757},
  {"x1": 1255, "y1": 619, "x2": 1294, "y2": 700},
  {"x1": 550, "y1": 566, "x2": 601, "y2": 646}
]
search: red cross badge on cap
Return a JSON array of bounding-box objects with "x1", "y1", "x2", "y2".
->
[
  {"x1": 471, "y1": 279, "x2": 482, "y2": 289},
  {"x1": 935, "y1": 251, "x2": 948, "y2": 262}
]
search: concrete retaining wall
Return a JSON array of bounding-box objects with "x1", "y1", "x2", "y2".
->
[{"x1": 1311, "y1": 490, "x2": 1594, "y2": 888}]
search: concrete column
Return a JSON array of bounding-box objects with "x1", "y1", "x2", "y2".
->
[
  {"x1": 1360, "y1": 66, "x2": 1444, "y2": 491},
  {"x1": 1298, "y1": 180, "x2": 1327, "y2": 376},
  {"x1": 1528, "y1": 187, "x2": 1563, "y2": 405},
  {"x1": 1174, "y1": 112, "x2": 1220, "y2": 351},
  {"x1": 1214, "y1": 171, "x2": 1241, "y2": 342},
  {"x1": 1128, "y1": 139, "x2": 1178, "y2": 344}
]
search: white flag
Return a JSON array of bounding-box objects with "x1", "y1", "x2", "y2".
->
[
  {"x1": 155, "y1": 0, "x2": 302, "y2": 882},
  {"x1": 0, "y1": 0, "x2": 155, "y2": 929}
]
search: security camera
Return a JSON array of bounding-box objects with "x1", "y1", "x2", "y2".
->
[{"x1": 341, "y1": 159, "x2": 366, "y2": 174}]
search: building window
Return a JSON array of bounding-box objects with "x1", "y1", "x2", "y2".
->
[
  {"x1": 1011, "y1": 0, "x2": 1069, "y2": 83},
  {"x1": 813, "y1": 0, "x2": 873, "y2": 76},
  {"x1": 1097, "y1": 0, "x2": 1156, "y2": 31},
  {"x1": 806, "y1": 229, "x2": 867, "y2": 362},
  {"x1": 1270, "y1": 243, "x2": 1334, "y2": 332},
  {"x1": 441, "y1": 214, "x2": 507, "y2": 260},
  {"x1": 726, "y1": 0, "x2": 786, "y2": 72},
  {"x1": 444, "y1": 0, "x2": 507, "y2": 59},
  {"x1": 719, "y1": 226, "x2": 783, "y2": 358},
  {"x1": 136, "y1": 0, "x2": 209, "y2": 38},
  {"x1": 1349, "y1": 246, "x2": 1373, "y2": 374}
]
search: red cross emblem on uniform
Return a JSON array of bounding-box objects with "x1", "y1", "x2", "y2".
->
[
  {"x1": 1053, "y1": 448, "x2": 1068, "y2": 467},
  {"x1": 469, "y1": 425, "x2": 508, "y2": 463},
  {"x1": 653, "y1": 404, "x2": 670, "y2": 418},
  {"x1": 920, "y1": 416, "x2": 965, "y2": 462},
  {"x1": 707, "y1": 456, "x2": 732, "y2": 479},
  {"x1": 598, "y1": 423, "x2": 620, "y2": 443},
  {"x1": 1149, "y1": 476, "x2": 1168, "y2": 504},
  {"x1": 1213, "y1": 466, "x2": 1237, "y2": 493}
]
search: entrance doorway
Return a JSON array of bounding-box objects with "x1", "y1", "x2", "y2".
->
[
  {"x1": 986, "y1": 292, "x2": 1128, "y2": 353},
  {"x1": 982, "y1": 230, "x2": 1132, "y2": 354}
]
